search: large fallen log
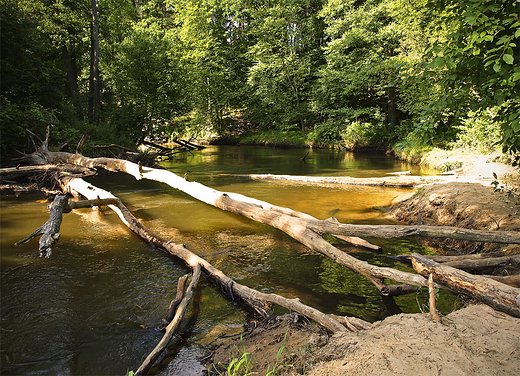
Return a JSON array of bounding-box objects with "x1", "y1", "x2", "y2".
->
[
  {"x1": 411, "y1": 253, "x2": 520, "y2": 317},
  {"x1": 227, "y1": 173, "x2": 453, "y2": 187},
  {"x1": 442, "y1": 255, "x2": 520, "y2": 270},
  {"x1": 63, "y1": 177, "x2": 349, "y2": 333},
  {"x1": 390, "y1": 251, "x2": 509, "y2": 264},
  {"x1": 13, "y1": 150, "x2": 520, "y2": 245}
]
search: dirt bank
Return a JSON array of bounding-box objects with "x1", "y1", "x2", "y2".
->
[
  {"x1": 303, "y1": 304, "x2": 520, "y2": 376},
  {"x1": 205, "y1": 159, "x2": 520, "y2": 376},
  {"x1": 390, "y1": 181, "x2": 520, "y2": 255}
]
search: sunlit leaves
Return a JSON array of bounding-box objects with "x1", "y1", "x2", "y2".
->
[{"x1": 424, "y1": 0, "x2": 520, "y2": 152}]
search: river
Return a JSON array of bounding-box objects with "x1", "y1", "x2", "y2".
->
[{"x1": 0, "y1": 146, "x2": 455, "y2": 375}]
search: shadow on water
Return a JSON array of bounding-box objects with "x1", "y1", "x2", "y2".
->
[{"x1": 1, "y1": 146, "x2": 452, "y2": 375}]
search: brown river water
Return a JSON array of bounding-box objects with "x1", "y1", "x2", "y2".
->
[{"x1": 0, "y1": 146, "x2": 456, "y2": 375}]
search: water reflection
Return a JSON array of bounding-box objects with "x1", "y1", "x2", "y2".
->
[{"x1": 1, "y1": 146, "x2": 448, "y2": 375}]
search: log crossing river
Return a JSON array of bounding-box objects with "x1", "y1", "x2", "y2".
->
[{"x1": 1, "y1": 146, "x2": 454, "y2": 375}]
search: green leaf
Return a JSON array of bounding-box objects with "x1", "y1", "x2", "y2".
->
[
  {"x1": 493, "y1": 61, "x2": 501, "y2": 72},
  {"x1": 503, "y1": 54, "x2": 514, "y2": 65},
  {"x1": 465, "y1": 12, "x2": 477, "y2": 25},
  {"x1": 512, "y1": 119, "x2": 520, "y2": 133},
  {"x1": 509, "y1": 112, "x2": 520, "y2": 121}
]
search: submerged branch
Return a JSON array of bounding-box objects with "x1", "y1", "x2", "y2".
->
[{"x1": 136, "y1": 265, "x2": 201, "y2": 375}]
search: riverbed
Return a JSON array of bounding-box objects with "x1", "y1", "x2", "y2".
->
[{"x1": 1, "y1": 146, "x2": 454, "y2": 375}]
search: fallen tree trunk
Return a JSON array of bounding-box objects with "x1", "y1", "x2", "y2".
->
[
  {"x1": 411, "y1": 253, "x2": 520, "y2": 317},
  {"x1": 14, "y1": 151, "x2": 520, "y2": 245},
  {"x1": 14, "y1": 194, "x2": 69, "y2": 257},
  {"x1": 442, "y1": 255, "x2": 520, "y2": 270},
  {"x1": 486, "y1": 275, "x2": 520, "y2": 288},
  {"x1": 63, "y1": 177, "x2": 349, "y2": 333},
  {"x1": 228, "y1": 173, "x2": 453, "y2": 187},
  {"x1": 390, "y1": 251, "x2": 509, "y2": 264}
]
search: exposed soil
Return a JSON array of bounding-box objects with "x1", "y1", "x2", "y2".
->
[{"x1": 204, "y1": 158, "x2": 520, "y2": 376}]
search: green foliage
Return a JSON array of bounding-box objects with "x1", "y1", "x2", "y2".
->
[
  {"x1": 3, "y1": 0, "x2": 519, "y2": 162},
  {"x1": 492, "y1": 172, "x2": 520, "y2": 206},
  {"x1": 424, "y1": 0, "x2": 520, "y2": 153},
  {"x1": 244, "y1": 0, "x2": 325, "y2": 132},
  {"x1": 214, "y1": 335, "x2": 256, "y2": 376},
  {"x1": 450, "y1": 110, "x2": 502, "y2": 153},
  {"x1": 265, "y1": 331, "x2": 292, "y2": 376},
  {"x1": 340, "y1": 121, "x2": 387, "y2": 149},
  {"x1": 240, "y1": 130, "x2": 308, "y2": 148}
]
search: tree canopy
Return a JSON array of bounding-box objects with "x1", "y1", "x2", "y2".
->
[{"x1": 1, "y1": 0, "x2": 519, "y2": 163}]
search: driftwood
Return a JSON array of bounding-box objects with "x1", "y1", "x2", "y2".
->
[
  {"x1": 443, "y1": 255, "x2": 520, "y2": 270},
  {"x1": 428, "y1": 274, "x2": 441, "y2": 322},
  {"x1": 14, "y1": 194, "x2": 68, "y2": 257},
  {"x1": 136, "y1": 265, "x2": 201, "y2": 375},
  {"x1": 333, "y1": 234, "x2": 382, "y2": 252},
  {"x1": 158, "y1": 274, "x2": 188, "y2": 331},
  {"x1": 390, "y1": 251, "x2": 509, "y2": 264},
  {"x1": 486, "y1": 274, "x2": 520, "y2": 288},
  {"x1": 63, "y1": 177, "x2": 350, "y2": 333},
  {"x1": 228, "y1": 173, "x2": 453, "y2": 187},
  {"x1": 390, "y1": 253, "x2": 520, "y2": 270},
  {"x1": 411, "y1": 253, "x2": 520, "y2": 317}
]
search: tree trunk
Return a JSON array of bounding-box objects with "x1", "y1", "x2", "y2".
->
[
  {"x1": 89, "y1": 0, "x2": 100, "y2": 124},
  {"x1": 61, "y1": 44, "x2": 83, "y2": 118},
  {"x1": 442, "y1": 255, "x2": 520, "y2": 270},
  {"x1": 411, "y1": 253, "x2": 520, "y2": 318},
  {"x1": 10, "y1": 149, "x2": 520, "y2": 315},
  {"x1": 17, "y1": 151, "x2": 520, "y2": 289}
]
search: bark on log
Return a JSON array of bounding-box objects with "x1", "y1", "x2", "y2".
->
[
  {"x1": 14, "y1": 194, "x2": 69, "y2": 257},
  {"x1": 411, "y1": 253, "x2": 520, "y2": 317},
  {"x1": 63, "y1": 178, "x2": 347, "y2": 333},
  {"x1": 391, "y1": 251, "x2": 508, "y2": 264},
  {"x1": 136, "y1": 265, "x2": 201, "y2": 375},
  {"x1": 485, "y1": 275, "x2": 520, "y2": 288},
  {"x1": 443, "y1": 255, "x2": 520, "y2": 270}
]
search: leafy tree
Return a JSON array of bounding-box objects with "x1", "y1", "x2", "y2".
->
[
  {"x1": 424, "y1": 0, "x2": 520, "y2": 153},
  {"x1": 0, "y1": 0, "x2": 75, "y2": 163},
  {"x1": 245, "y1": 0, "x2": 325, "y2": 132},
  {"x1": 101, "y1": 2, "x2": 188, "y2": 143},
  {"x1": 313, "y1": 0, "x2": 405, "y2": 145}
]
